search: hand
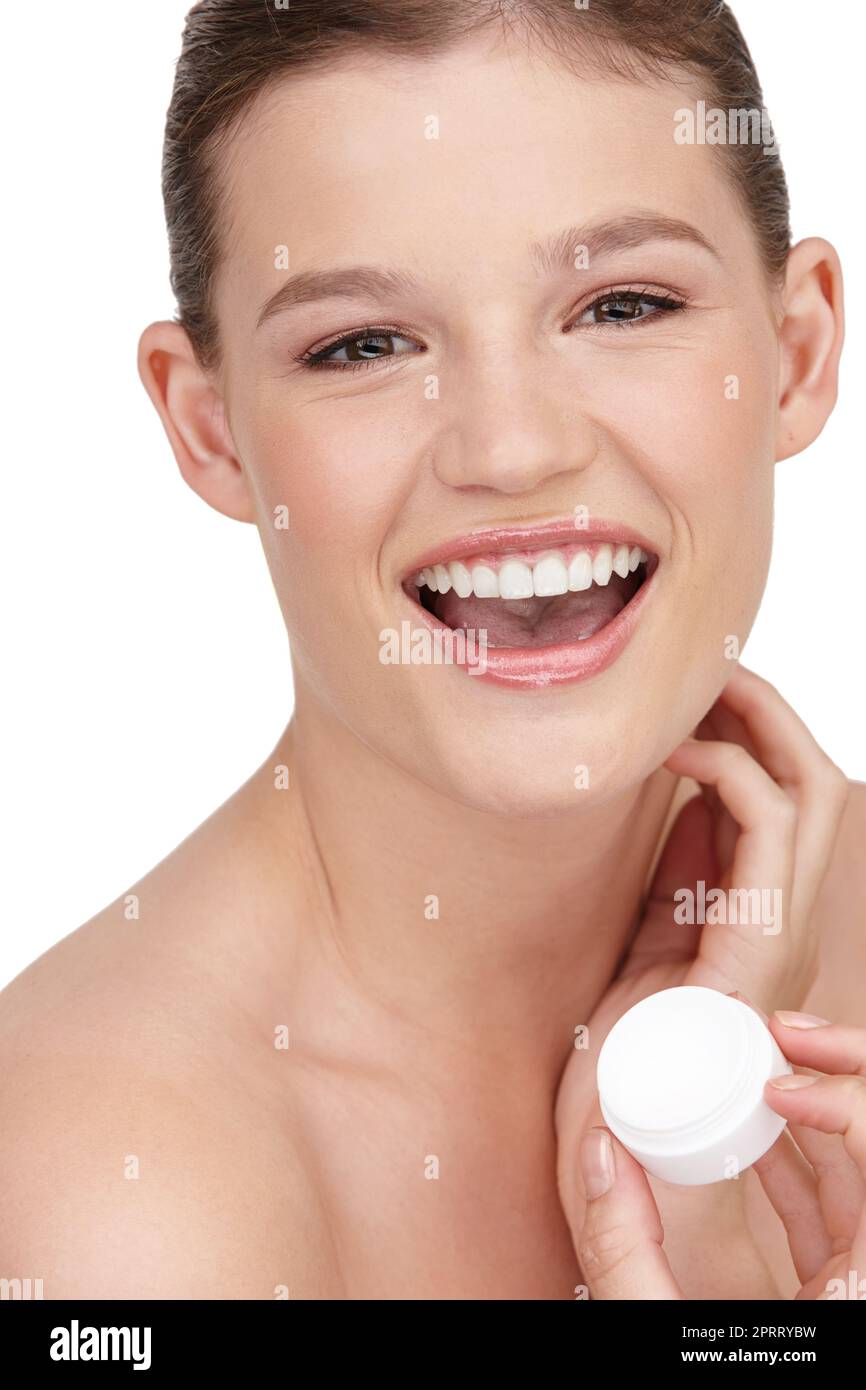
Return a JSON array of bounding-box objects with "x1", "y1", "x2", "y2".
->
[
  {"x1": 573, "y1": 1010, "x2": 866, "y2": 1300},
  {"x1": 555, "y1": 666, "x2": 849, "y2": 1295},
  {"x1": 625, "y1": 664, "x2": 849, "y2": 1010}
]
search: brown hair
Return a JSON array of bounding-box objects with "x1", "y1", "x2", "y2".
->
[{"x1": 163, "y1": 0, "x2": 791, "y2": 369}]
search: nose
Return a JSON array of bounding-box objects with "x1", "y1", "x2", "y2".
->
[{"x1": 432, "y1": 357, "x2": 599, "y2": 495}]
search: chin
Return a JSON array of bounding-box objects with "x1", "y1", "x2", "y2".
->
[{"x1": 389, "y1": 711, "x2": 673, "y2": 820}]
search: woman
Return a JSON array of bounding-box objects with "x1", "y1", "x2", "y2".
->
[{"x1": 1, "y1": 0, "x2": 864, "y2": 1300}]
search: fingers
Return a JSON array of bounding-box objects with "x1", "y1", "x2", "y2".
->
[
  {"x1": 739, "y1": 1001, "x2": 864, "y2": 1252},
  {"x1": 664, "y1": 666, "x2": 846, "y2": 1006},
  {"x1": 652, "y1": 668, "x2": 845, "y2": 1018},
  {"x1": 691, "y1": 670, "x2": 848, "y2": 936},
  {"x1": 665, "y1": 738, "x2": 795, "y2": 1004},
  {"x1": 664, "y1": 738, "x2": 796, "y2": 901},
  {"x1": 717, "y1": 667, "x2": 846, "y2": 803},
  {"x1": 784, "y1": 1117, "x2": 866, "y2": 1258},
  {"x1": 719, "y1": 670, "x2": 848, "y2": 915},
  {"x1": 770, "y1": 1012, "x2": 866, "y2": 1078},
  {"x1": 751, "y1": 1129, "x2": 834, "y2": 1285},
  {"x1": 576, "y1": 1128, "x2": 683, "y2": 1300},
  {"x1": 766, "y1": 1013, "x2": 866, "y2": 1235},
  {"x1": 742, "y1": 1007, "x2": 866, "y2": 1290},
  {"x1": 764, "y1": 1069, "x2": 866, "y2": 1192}
]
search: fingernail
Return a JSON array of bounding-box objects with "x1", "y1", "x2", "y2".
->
[
  {"x1": 774, "y1": 1010, "x2": 831, "y2": 1029},
  {"x1": 768, "y1": 1072, "x2": 819, "y2": 1089},
  {"x1": 580, "y1": 1128, "x2": 615, "y2": 1200}
]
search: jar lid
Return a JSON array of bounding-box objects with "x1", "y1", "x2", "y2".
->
[{"x1": 597, "y1": 986, "x2": 754, "y2": 1139}]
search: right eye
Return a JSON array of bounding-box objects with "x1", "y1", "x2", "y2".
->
[{"x1": 299, "y1": 329, "x2": 424, "y2": 371}]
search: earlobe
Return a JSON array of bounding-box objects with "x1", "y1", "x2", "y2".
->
[
  {"x1": 137, "y1": 321, "x2": 256, "y2": 523},
  {"x1": 775, "y1": 238, "x2": 845, "y2": 465}
]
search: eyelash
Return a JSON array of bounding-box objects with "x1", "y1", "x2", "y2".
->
[{"x1": 294, "y1": 287, "x2": 688, "y2": 372}]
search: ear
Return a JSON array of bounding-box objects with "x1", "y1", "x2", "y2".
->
[
  {"x1": 137, "y1": 321, "x2": 256, "y2": 523},
  {"x1": 775, "y1": 237, "x2": 845, "y2": 464}
]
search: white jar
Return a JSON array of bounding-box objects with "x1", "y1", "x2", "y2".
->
[{"x1": 596, "y1": 985, "x2": 793, "y2": 1186}]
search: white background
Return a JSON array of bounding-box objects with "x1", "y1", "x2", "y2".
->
[{"x1": 1, "y1": 1, "x2": 862, "y2": 988}]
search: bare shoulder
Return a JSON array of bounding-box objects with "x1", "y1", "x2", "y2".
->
[
  {"x1": 0, "y1": 805, "x2": 342, "y2": 1299},
  {"x1": 805, "y1": 778, "x2": 866, "y2": 1026}
]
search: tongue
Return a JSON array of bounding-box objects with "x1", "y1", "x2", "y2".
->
[{"x1": 434, "y1": 576, "x2": 632, "y2": 648}]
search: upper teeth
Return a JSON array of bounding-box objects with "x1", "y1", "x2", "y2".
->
[{"x1": 413, "y1": 544, "x2": 647, "y2": 599}]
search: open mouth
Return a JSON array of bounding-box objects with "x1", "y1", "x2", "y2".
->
[{"x1": 403, "y1": 540, "x2": 657, "y2": 652}]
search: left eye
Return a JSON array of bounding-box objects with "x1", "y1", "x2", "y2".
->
[
  {"x1": 304, "y1": 331, "x2": 421, "y2": 369},
  {"x1": 576, "y1": 292, "x2": 684, "y2": 326}
]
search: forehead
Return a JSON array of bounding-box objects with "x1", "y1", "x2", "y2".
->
[{"x1": 217, "y1": 36, "x2": 747, "y2": 289}]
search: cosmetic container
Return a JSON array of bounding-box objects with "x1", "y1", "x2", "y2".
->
[{"x1": 596, "y1": 985, "x2": 792, "y2": 1185}]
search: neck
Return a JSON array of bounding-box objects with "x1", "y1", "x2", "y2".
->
[{"x1": 263, "y1": 690, "x2": 680, "y2": 1096}]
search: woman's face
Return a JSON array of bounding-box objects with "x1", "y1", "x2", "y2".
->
[{"x1": 213, "y1": 36, "x2": 779, "y2": 815}]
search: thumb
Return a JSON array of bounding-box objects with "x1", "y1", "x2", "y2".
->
[{"x1": 575, "y1": 1128, "x2": 683, "y2": 1300}]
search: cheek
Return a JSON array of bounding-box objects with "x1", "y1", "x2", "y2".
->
[
  {"x1": 250, "y1": 387, "x2": 411, "y2": 521},
  {"x1": 592, "y1": 331, "x2": 776, "y2": 577},
  {"x1": 582, "y1": 335, "x2": 776, "y2": 739},
  {"x1": 667, "y1": 351, "x2": 775, "y2": 619},
  {"x1": 238, "y1": 387, "x2": 427, "y2": 639}
]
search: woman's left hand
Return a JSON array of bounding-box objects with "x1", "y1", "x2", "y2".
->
[
  {"x1": 555, "y1": 666, "x2": 850, "y2": 1296},
  {"x1": 573, "y1": 1011, "x2": 866, "y2": 1300}
]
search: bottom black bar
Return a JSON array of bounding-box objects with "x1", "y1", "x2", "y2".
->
[{"x1": 2, "y1": 1295, "x2": 861, "y2": 1375}]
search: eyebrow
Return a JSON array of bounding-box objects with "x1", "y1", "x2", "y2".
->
[
  {"x1": 529, "y1": 214, "x2": 721, "y2": 276},
  {"x1": 255, "y1": 213, "x2": 720, "y2": 328}
]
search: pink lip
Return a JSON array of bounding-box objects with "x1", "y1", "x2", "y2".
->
[
  {"x1": 405, "y1": 517, "x2": 658, "y2": 576},
  {"x1": 401, "y1": 517, "x2": 660, "y2": 690}
]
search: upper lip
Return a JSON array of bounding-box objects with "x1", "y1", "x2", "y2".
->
[{"x1": 403, "y1": 517, "x2": 660, "y2": 579}]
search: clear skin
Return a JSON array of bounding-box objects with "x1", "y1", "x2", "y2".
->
[{"x1": 1, "y1": 33, "x2": 861, "y2": 1299}]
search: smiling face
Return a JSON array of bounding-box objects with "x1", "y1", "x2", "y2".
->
[{"x1": 206, "y1": 34, "x2": 782, "y2": 815}]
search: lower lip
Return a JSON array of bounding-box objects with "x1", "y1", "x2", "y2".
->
[{"x1": 404, "y1": 567, "x2": 657, "y2": 689}]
